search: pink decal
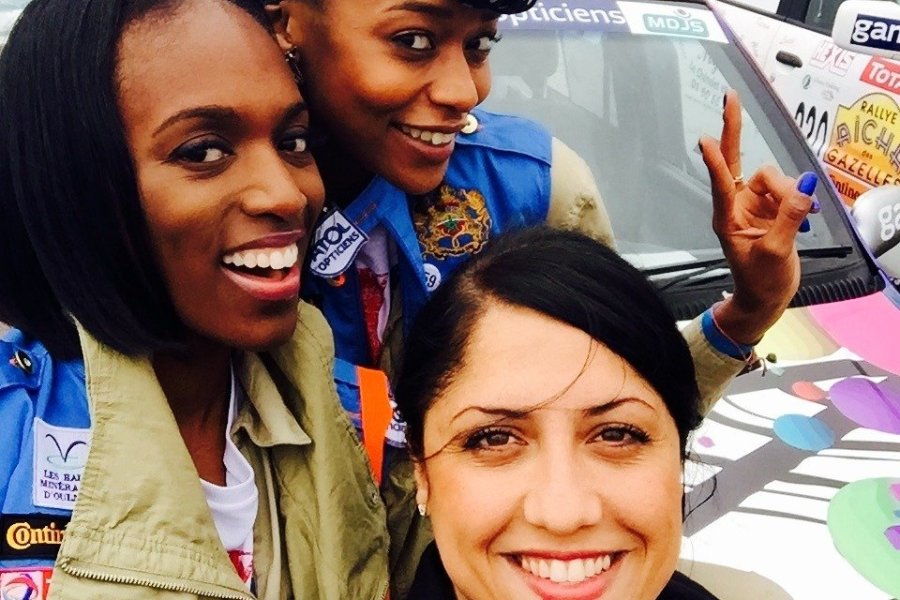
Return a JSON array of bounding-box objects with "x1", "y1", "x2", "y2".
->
[
  {"x1": 809, "y1": 294, "x2": 900, "y2": 376},
  {"x1": 792, "y1": 381, "x2": 827, "y2": 401}
]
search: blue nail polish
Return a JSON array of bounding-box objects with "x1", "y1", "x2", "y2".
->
[
  {"x1": 798, "y1": 172, "x2": 818, "y2": 196},
  {"x1": 810, "y1": 195, "x2": 821, "y2": 214},
  {"x1": 799, "y1": 218, "x2": 811, "y2": 233}
]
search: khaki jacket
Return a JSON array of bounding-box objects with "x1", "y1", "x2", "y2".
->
[{"x1": 50, "y1": 303, "x2": 392, "y2": 600}]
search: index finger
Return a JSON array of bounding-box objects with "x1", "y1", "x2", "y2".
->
[{"x1": 721, "y1": 90, "x2": 743, "y2": 177}]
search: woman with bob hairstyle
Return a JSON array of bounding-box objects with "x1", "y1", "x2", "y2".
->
[
  {"x1": 395, "y1": 226, "x2": 719, "y2": 600},
  {"x1": 0, "y1": 0, "x2": 404, "y2": 597}
]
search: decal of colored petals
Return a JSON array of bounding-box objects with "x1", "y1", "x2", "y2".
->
[
  {"x1": 791, "y1": 380, "x2": 827, "y2": 401},
  {"x1": 772, "y1": 414, "x2": 834, "y2": 451},
  {"x1": 828, "y1": 478, "x2": 900, "y2": 596},
  {"x1": 829, "y1": 377, "x2": 900, "y2": 434}
]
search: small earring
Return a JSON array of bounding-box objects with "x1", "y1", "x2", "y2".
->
[
  {"x1": 285, "y1": 47, "x2": 304, "y2": 86},
  {"x1": 417, "y1": 503, "x2": 427, "y2": 517}
]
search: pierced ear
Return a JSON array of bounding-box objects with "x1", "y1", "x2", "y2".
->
[
  {"x1": 266, "y1": 3, "x2": 297, "y2": 52},
  {"x1": 413, "y1": 460, "x2": 430, "y2": 509}
]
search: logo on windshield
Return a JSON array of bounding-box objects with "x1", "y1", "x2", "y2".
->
[{"x1": 642, "y1": 8, "x2": 708, "y2": 38}]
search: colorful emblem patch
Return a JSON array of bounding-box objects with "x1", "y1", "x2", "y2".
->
[
  {"x1": 414, "y1": 184, "x2": 492, "y2": 260},
  {"x1": 0, "y1": 568, "x2": 52, "y2": 600}
]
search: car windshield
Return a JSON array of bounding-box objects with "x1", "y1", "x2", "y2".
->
[{"x1": 482, "y1": 0, "x2": 840, "y2": 271}]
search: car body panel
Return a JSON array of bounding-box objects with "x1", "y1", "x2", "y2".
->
[{"x1": 714, "y1": 0, "x2": 900, "y2": 206}]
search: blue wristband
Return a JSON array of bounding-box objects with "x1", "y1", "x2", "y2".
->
[{"x1": 701, "y1": 308, "x2": 754, "y2": 359}]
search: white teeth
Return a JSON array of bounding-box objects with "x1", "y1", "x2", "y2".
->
[
  {"x1": 520, "y1": 555, "x2": 612, "y2": 583},
  {"x1": 549, "y1": 560, "x2": 567, "y2": 583},
  {"x1": 222, "y1": 244, "x2": 298, "y2": 271},
  {"x1": 399, "y1": 125, "x2": 456, "y2": 146},
  {"x1": 567, "y1": 559, "x2": 586, "y2": 583}
]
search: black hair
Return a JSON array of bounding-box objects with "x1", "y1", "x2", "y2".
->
[
  {"x1": 0, "y1": 0, "x2": 271, "y2": 359},
  {"x1": 455, "y1": 0, "x2": 536, "y2": 14},
  {"x1": 265, "y1": 0, "x2": 536, "y2": 14},
  {"x1": 395, "y1": 226, "x2": 702, "y2": 459}
]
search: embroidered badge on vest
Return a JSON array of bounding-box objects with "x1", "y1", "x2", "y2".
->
[
  {"x1": 0, "y1": 567, "x2": 53, "y2": 600},
  {"x1": 414, "y1": 185, "x2": 492, "y2": 260},
  {"x1": 1, "y1": 514, "x2": 68, "y2": 560}
]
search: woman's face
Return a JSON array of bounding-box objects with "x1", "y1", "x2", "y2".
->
[
  {"x1": 277, "y1": 0, "x2": 498, "y2": 194},
  {"x1": 415, "y1": 304, "x2": 684, "y2": 600},
  {"x1": 117, "y1": 0, "x2": 324, "y2": 350}
]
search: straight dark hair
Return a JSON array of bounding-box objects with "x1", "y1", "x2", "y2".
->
[
  {"x1": 268, "y1": 0, "x2": 537, "y2": 14},
  {"x1": 0, "y1": 0, "x2": 271, "y2": 359},
  {"x1": 395, "y1": 226, "x2": 703, "y2": 459}
]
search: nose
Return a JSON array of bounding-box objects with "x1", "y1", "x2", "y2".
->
[
  {"x1": 427, "y1": 48, "x2": 480, "y2": 114},
  {"x1": 241, "y1": 148, "x2": 319, "y2": 224},
  {"x1": 523, "y1": 450, "x2": 603, "y2": 534}
]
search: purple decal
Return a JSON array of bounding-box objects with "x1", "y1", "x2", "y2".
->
[
  {"x1": 498, "y1": 0, "x2": 630, "y2": 32},
  {"x1": 830, "y1": 378, "x2": 900, "y2": 434},
  {"x1": 885, "y1": 525, "x2": 900, "y2": 551},
  {"x1": 773, "y1": 414, "x2": 835, "y2": 452}
]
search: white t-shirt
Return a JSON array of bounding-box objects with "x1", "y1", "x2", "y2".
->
[{"x1": 200, "y1": 370, "x2": 259, "y2": 590}]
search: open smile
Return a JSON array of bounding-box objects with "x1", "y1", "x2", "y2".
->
[
  {"x1": 220, "y1": 233, "x2": 304, "y2": 302},
  {"x1": 507, "y1": 552, "x2": 622, "y2": 600},
  {"x1": 397, "y1": 124, "x2": 458, "y2": 146}
]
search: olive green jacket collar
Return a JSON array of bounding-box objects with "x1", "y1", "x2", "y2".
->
[{"x1": 52, "y1": 303, "x2": 390, "y2": 600}]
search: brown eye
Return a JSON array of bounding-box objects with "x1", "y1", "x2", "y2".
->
[
  {"x1": 395, "y1": 32, "x2": 434, "y2": 51},
  {"x1": 464, "y1": 428, "x2": 517, "y2": 450}
]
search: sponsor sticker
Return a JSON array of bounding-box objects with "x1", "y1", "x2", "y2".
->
[
  {"x1": 0, "y1": 515, "x2": 68, "y2": 560},
  {"x1": 809, "y1": 40, "x2": 855, "y2": 75},
  {"x1": 498, "y1": 0, "x2": 628, "y2": 31},
  {"x1": 308, "y1": 207, "x2": 368, "y2": 279},
  {"x1": 861, "y1": 57, "x2": 900, "y2": 94},
  {"x1": 851, "y1": 14, "x2": 900, "y2": 52},
  {"x1": 32, "y1": 419, "x2": 90, "y2": 511},
  {"x1": 617, "y1": 2, "x2": 728, "y2": 43},
  {"x1": 0, "y1": 568, "x2": 53, "y2": 600},
  {"x1": 824, "y1": 93, "x2": 900, "y2": 205}
]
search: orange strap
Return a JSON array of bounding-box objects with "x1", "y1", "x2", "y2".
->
[{"x1": 358, "y1": 366, "x2": 393, "y2": 484}]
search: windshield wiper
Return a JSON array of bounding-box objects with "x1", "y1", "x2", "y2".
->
[{"x1": 646, "y1": 245, "x2": 855, "y2": 291}]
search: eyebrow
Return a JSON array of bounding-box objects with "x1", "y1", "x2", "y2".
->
[
  {"x1": 152, "y1": 101, "x2": 308, "y2": 138},
  {"x1": 450, "y1": 397, "x2": 655, "y2": 424},
  {"x1": 387, "y1": 0, "x2": 497, "y2": 22}
]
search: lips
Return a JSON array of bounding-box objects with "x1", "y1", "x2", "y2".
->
[
  {"x1": 220, "y1": 232, "x2": 305, "y2": 302},
  {"x1": 510, "y1": 552, "x2": 621, "y2": 600},
  {"x1": 398, "y1": 124, "x2": 457, "y2": 146}
]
